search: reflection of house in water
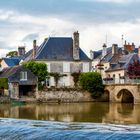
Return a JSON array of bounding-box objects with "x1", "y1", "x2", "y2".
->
[
  {"x1": 0, "y1": 103, "x2": 109, "y2": 122},
  {"x1": 102, "y1": 103, "x2": 140, "y2": 124},
  {"x1": 0, "y1": 103, "x2": 140, "y2": 124}
]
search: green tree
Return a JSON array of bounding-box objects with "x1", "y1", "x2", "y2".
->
[
  {"x1": 49, "y1": 72, "x2": 67, "y2": 87},
  {"x1": 6, "y1": 51, "x2": 18, "y2": 57},
  {"x1": 23, "y1": 61, "x2": 48, "y2": 90},
  {"x1": 79, "y1": 72, "x2": 104, "y2": 98}
]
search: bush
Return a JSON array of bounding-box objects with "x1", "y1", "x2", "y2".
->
[
  {"x1": 0, "y1": 78, "x2": 8, "y2": 89},
  {"x1": 79, "y1": 72, "x2": 104, "y2": 98}
]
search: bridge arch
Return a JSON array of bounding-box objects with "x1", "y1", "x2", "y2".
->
[{"x1": 116, "y1": 89, "x2": 134, "y2": 103}]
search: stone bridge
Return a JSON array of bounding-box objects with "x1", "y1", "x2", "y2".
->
[{"x1": 104, "y1": 84, "x2": 140, "y2": 104}]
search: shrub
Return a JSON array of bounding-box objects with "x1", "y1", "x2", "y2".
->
[
  {"x1": 0, "y1": 78, "x2": 8, "y2": 89},
  {"x1": 79, "y1": 72, "x2": 104, "y2": 98}
]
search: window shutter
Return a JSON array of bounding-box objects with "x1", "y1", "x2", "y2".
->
[
  {"x1": 63, "y1": 62, "x2": 70, "y2": 73},
  {"x1": 46, "y1": 63, "x2": 50, "y2": 72},
  {"x1": 83, "y1": 63, "x2": 89, "y2": 72}
]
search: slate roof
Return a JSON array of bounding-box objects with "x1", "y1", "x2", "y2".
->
[
  {"x1": 0, "y1": 66, "x2": 20, "y2": 78},
  {"x1": 106, "y1": 53, "x2": 139, "y2": 72},
  {"x1": 0, "y1": 66, "x2": 37, "y2": 85},
  {"x1": 24, "y1": 37, "x2": 90, "y2": 61},
  {"x1": 93, "y1": 47, "x2": 112, "y2": 59},
  {"x1": 3, "y1": 58, "x2": 20, "y2": 67},
  {"x1": 94, "y1": 46, "x2": 139, "y2": 60}
]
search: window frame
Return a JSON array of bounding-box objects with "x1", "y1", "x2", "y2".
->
[{"x1": 20, "y1": 71, "x2": 27, "y2": 81}]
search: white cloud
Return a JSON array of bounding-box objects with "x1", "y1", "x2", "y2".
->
[
  {"x1": 79, "y1": 0, "x2": 139, "y2": 3},
  {"x1": 95, "y1": 0, "x2": 129, "y2": 3},
  {"x1": 0, "y1": 9, "x2": 140, "y2": 58}
]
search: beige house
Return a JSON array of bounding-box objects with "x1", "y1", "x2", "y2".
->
[
  {"x1": 91, "y1": 42, "x2": 140, "y2": 84},
  {"x1": 24, "y1": 31, "x2": 91, "y2": 87}
]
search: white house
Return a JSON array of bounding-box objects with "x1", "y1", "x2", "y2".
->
[{"x1": 24, "y1": 31, "x2": 91, "y2": 87}]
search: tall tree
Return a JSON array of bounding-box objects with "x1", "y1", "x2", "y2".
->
[
  {"x1": 23, "y1": 61, "x2": 48, "y2": 89},
  {"x1": 6, "y1": 51, "x2": 18, "y2": 57}
]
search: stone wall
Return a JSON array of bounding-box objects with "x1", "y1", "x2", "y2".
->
[
  {"x1": 37, "y1": 89, "x2": 94, "y2": 103},
  {"x1": 0, "y1": 96, "x2": 10, "y2": 103}
]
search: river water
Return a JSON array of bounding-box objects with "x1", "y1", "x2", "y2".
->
[{"x1": 0, "y1": 103, "x2": 140, "y2": 139}]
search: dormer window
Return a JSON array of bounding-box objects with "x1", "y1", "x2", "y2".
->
[{"x1": 20, "y1": 71, "x2": 27, "y2": 81}]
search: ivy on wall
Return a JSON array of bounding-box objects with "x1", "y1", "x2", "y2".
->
[{"x1": 0, "y1": 78, "x2": 8, "y2": 89}]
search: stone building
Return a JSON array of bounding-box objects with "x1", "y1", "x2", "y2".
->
[
  {"x1": 24, "y1": 31, "x2": 91, "y2": 87},
  {"x1": 90, "y1": 41, "x2": 140, "y2": 84},
  {"x1": 0, "y1": 65, "x2": 37, "y2": 99}
]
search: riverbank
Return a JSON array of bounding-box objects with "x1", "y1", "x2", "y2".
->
[
  {"x1": 37, "y1": 88, "x2": 94, "y2": 103},
  {"x1": 0, "y1": 88, "x2": 109, "y2": 103}
]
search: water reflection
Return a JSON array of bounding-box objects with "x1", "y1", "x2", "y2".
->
[{"x1": 0, "y1": 103, "x2": 140, "y2": 124}]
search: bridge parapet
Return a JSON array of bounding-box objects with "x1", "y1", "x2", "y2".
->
[{"x1": 103, "y1": 78, "x2": 140, "y2": 85}]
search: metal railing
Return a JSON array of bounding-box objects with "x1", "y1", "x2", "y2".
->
[{"x1": 103, "y1": 78, "x2": 140, "y2": 85}]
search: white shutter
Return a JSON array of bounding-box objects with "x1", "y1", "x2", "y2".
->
[
  {"x1": 46, "y1": 63, "x2": 50, "y2": 72},
  {"x1": 83, "y1": 63, "x2": 89, "y2": 72},
  {"x1": 63, "y1": 62, "x2": 70, "y2": 73},
  {"x1": 24, "y1": 72, "x2": 27, "y2": 80},
  {"x1": 50, "y1": 77, "x2": 55, "y2": 86}
]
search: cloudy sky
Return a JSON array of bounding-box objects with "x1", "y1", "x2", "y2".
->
[{"x1": 0, "y1": 0, "x2": 140, "y2": 57}]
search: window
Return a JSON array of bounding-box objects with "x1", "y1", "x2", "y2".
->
[
  {"x1": 20, "y1": 71, "x2": 27, "y2": 81},
  {"x1": 83, "y1": 63, "x2": 89, "y2": 72},
  {"x1": 63, "y1": 62, "x2": 70, "y2": 73}
]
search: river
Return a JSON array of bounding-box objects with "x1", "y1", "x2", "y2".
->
[{"x1": 0, "y1": 102, "x2": 140, "y2": 139}]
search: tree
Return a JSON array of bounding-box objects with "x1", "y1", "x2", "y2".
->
[
  {"x1": 49, "y1": 72, "x2": 67, "y2": 87},
  {"x1": 127, "y1": 60, "x2": 140, "y2": 79},
  {"x1": 6, "y1": 51, "x2": 18, "y2": 58},
  {"x1": 79, "y1": 72, "x2": 104, "y2": 98},
  {"x1": 71, "y1": 72, "x2": 81, "y2": 87},
  {"x1": 23, "y1": 61, "x2": 48, "y2": 89}
]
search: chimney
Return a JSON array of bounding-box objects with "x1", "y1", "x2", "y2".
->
[
  {"x1": 18, "y1": 46, "x2": 25, "y2": 56},
  {"x1": 112, "y1": 44, "x2": 118, "y2": 55},
  {"x1": 102, "y1": 43, "x2": 107, "y2": 57},
  {"x1": 90, "y1": 50, "x2": 94, "y2": 60},
  {"x1": 44, "y1": 37, "x2": 48, "y2": 41},
  {"x1": 73, "y1": 31, "x2": 80, "y2": 60},
  {"x1": 33, "y1": 40, "x2": 37, "y2": 59},
  {"x1": 125, "y1": 40, "x2": 127, "y2": 45},
  {"x1": 138, "y1": 46, "x2": 140, "y2": 58},
  {"x1": 132, "y1": 42, "x2": 135, "y2": 52}
]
